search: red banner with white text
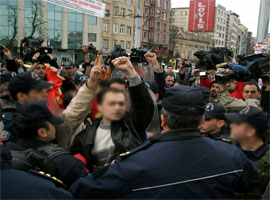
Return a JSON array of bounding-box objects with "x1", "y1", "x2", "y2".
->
[{"x1": 188, "y1": 0, "x2": 215, "y2": 32}]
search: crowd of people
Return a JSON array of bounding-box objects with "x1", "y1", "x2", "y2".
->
[{"x1": 0, "y1": 44, "x2": 269, "y2": 199}]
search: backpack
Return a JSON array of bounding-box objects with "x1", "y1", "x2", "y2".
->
[{"x1": 10, "y1": 144, "x2": 71, "y2": 176}]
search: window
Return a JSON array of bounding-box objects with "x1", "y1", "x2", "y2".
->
[
  {"x1": 156, "y1": 33, "x2": 160, "y2": 42},
  {"x1": 143, "y1": 32, "x2": 147, "y2": 38},
  {"x1": 126, "y1": 41, "x2": 131, "y2": 50},
  {"x1": 151, "y1": 8, "x2": 154, "y2": 14},
  {"x1": 157, "y1": 22, "x2": 160, "y2": 30},
  {"x1": 113, "y1": 40, "x2": 118, "y2": 49},
  {"x1": 157, "y1": 10, "x2": 161, "y2": 18},
  {"x1": 103, "y1": 22, "x2": 109, "y2": 33},
  {"x1": 88, "y1": 16, "x2": 97, "y2": 25},
  {"x1": 164, "y1": 1, "x2": 168, "y2": 9},
  {"x1": 157, "y1": 0, "x2": 161, "y2": 7},
  {"x1": 88, "y1": 33, "x2": 96, "y2": 42},
  {"x1": 180, "y1": 18, "x2": 187, "y2": 23},
  {"x1": 163, "y1": 35, "x2": 166, "y2": 43},
  {"x1": 127, "y1": 9, "x2": 132, "y2": 19},
  {"x1": 113, "y1": 23, "x2": 118, "y2": 33},
  {"x1": 128, "y1": 0, "x2": 133, "y2": 4},
  {"x1": 114, "y1": 7, "x2": 119, "y2": 16},
  {"x1": 127, "y1": 26, "x2": 132, "y2": 35},
  {"x1": 145, "y1": 8, "x2": 149, "y2": 17},
  {"x1": 163, "y1": 13, "x2": 167, "y2": 20},
  {"x1": 174, "y1": 11, "x2": 179, "y2": 16},
  {"x1": 149, "y1": 32, "x2": 153, "y2": 39},
  {"x1": 163, "y1": 23, "x2": 167, "y2": 32},
  {"x1": 181, "y1": 11, "x2": 187, "y2": 16},
  {"x1": 120, "y1": 40, "x2": 124, "y2": 48},
  {"x1": 171, "y1": 18, "x2": 178, "y2": 23},
  {"x1": 45, "y1": 3, "x2": 62, "y2": 49},
  {"x1": 120, "y1": 8, "x2": 125, "y2": 18},
  {"x1": 120, "y1": 24, "x2": 125, "y2": 34},
  {"x1": 103, "y1": 39, "x2": 109, "y2": 50},
  {"x1": 150, "y1": 20, "x2": 154, "y2": 27},
  {"x1": 68, "y1": 10, "x2": 83, "y2": 49}
]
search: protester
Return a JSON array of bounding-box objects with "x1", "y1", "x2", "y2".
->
[
  {"x1": 68, "y1": 55, "x2": 154, "y2": 172},
  {"x1": 225, "y1": 106, "x2": 270, "y2": 199},
  {"x1": 70, "y1": 85, "x2": 258, "y2": 199}
]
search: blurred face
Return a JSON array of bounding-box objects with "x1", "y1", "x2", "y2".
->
[
  {"x1": 210, "y1": 83, "x2": 220, "y2": 99},
  {"x1": 226, "y1": 80, "x2": 238, "y2": 92},
  {"x1": 110, "y1": 83, "x2": 127, "y2": 93},
  {"x1": 199, "y1": 116, "x2": 224, "y2": 134},
  {"x1": 34, "y1": 64, "x2": 46, "y2": 79},
  {"x1": 64, "y1": 67, "x2": 75, "y2": 78},
  {"x1": 98, "y1": 92, "x2": 126, "y2": 122},
  {"x1": 167, "y1": 66, "x2": 173, "y2": 73},
  {"x1": 243, "y1": 85, "x2": 260, "y2": 100},
  {"x1": 230, "y1": 122, "x2": 254, "y2": 142},
  {"x1": 165, "y1": 75, "x2": 175, "y2": 88}
]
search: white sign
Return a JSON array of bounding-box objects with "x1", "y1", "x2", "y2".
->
[{"x1": 43, "y1": 0, "x2": 106, "y2": 18}]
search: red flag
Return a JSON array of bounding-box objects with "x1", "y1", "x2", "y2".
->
[{"x1": 45, "y1": 66, "x2": 65, "y2": 113}]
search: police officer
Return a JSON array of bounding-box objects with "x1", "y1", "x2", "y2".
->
[
  {"x1": 199, "y1": 102, "x2": 229, "y2": 140},
  {"x1": 4, "y1": 101, "x2": 88, "y2": 187},
  {"x1": 70, "y1": 85, "x2": 258, "y2": 199},
  {"x1": 225, "y1": 106, "x2": 270, "y2": 198}
]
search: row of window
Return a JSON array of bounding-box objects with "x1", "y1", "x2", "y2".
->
[
  {"x1": 216, "y1": 25, "x2": 226, "y2": 32},
  {"x1": 144, "y1": 20, "x2": 167, "y2": 31},
  {"x1": 143, "y1": 31, "x2": 167, "y2": 43},
  {"x1": 144, "y1": 7, "x2": 168, "y2": 20},
  {"x1": 114, "y1": 7, "x2": 132, "y2": 19},
  {"x1": 102, "y1": 39, "x2": 132, "y2": 50},
  {"x1": 171, "y1": 10, "x2": 188, "y2": 17},
  {"x1": 171, "y1": 18, "x2": 187, "y2": 23},
  {"x1": 117, "y1": 0, "x2": 133, "y2": 4},
  {"x1": 112, "y1": 23, "x2": 132, "y2": 35}
]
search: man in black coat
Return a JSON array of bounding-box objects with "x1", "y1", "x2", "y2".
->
[
  {"x1": 70, "y1": 56, "x2": 154, "y2": 172},
  {"x1": 4, "y1": 101, "x2": 88, "y2": 187}
]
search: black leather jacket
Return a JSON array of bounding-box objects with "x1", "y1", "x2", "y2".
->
[{"x1": 70, "y1": 81, "x2": 154, "y2": 172}]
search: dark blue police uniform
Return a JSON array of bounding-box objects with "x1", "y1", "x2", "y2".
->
[{"x1": 71, "y1": 85, "x2": 258, "y2": 199}]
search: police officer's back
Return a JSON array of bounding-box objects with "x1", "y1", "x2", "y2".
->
[{"x1": 70, "y1": 85, "x2": 258, "y2": 199}]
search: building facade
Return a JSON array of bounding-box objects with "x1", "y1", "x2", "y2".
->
[
  {"x1": 227, "y1": 12, "x2": 241, "y2": 55},
  {"x1": 213, "y1": 4, "x2": 227, "y2": 48},
  {"x1": 170, "y1": 7, "x2": 189, "y2": 31},
  {"x1": 141, "y1": 0, "x2": 171, "y2": 55}
]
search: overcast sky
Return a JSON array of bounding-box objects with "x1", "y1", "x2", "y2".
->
[{"x1": 171, "y1": 0, "x2": 261, "y2": 37}]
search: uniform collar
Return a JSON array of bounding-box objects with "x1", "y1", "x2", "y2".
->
[
  {"x1": 153, "y1": 128, "x2": 201, "y2": 143},
  {"x1": 244, "y1": 142, "x2": 270, "y2": 161}
]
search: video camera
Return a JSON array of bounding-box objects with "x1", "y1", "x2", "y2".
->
[
  {"x1": 0, "y1": 45, "x2": 4, "y2": 61},
  {"x1": 129, "y1": 47, "x2": 148, "y2": 64},
  {"x1": 20, "y1": 36, "x2": 53, "y2": 63},
  {"x1": 104, "y1": 45, "x2": 128, "y2": 69},
  {"x1": 88, "y1": 43, "x2": 97, "y2": 55},
  {"x1": 182, "y1": 61, "x2": 192, "y2": 68},
  {"x1": 194, "y1": 48, "x2": 234, "y2": 71}
]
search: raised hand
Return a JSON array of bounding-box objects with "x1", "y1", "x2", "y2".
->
[
  {"x1": 112, "y1": 57, "x2": 136, "y2": 77},
  {"x1": 2, "y1": 46, "x2": 13, "y2": 60},
  {"x1": 144, "y1": 52, "x2": 160, "y2": 69},
  {"x1": 87, "y1": 55, "x2": 105, "y2": 91}
]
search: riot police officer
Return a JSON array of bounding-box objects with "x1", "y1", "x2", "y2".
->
[{"x1": 70, "y1": 85, "x2": 258, "y2": 199}]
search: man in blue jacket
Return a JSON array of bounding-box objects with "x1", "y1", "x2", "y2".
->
[{"x1": 70, "y1": 85, "x2": 258, "y2": 199}]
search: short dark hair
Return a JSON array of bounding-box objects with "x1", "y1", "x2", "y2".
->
[
  {"x1": 10, "y1": 88, "x2": 32, "y2": 101},
  {"x1": 108, "y1": 78, "x2": 128, "y2": 88},
  {"x1": 165, "y1": 73, "x2": 175, "y2": 79},
  {"x1": 210, "y1": 81, "x2": 219, "y2": 88},
  {"x1": 247, "y1": 124, "x2": 268, "y2": 140},
  {"x1": 243, "y1": 82, "x2": 260, "y2": 92},
  {"x1": 15, "y1": 114, "x2": 50, "y2": 139},
  {"x1": 162, "y1": 109, "x2": 202, "y2": 129},
  {"x1": 97, "y1": 87, "x2": 125, "y2": 104}
]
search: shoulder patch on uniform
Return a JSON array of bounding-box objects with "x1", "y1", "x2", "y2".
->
[{"x1": 1, "y1": 131, "x2": 10, "y2": 141}]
